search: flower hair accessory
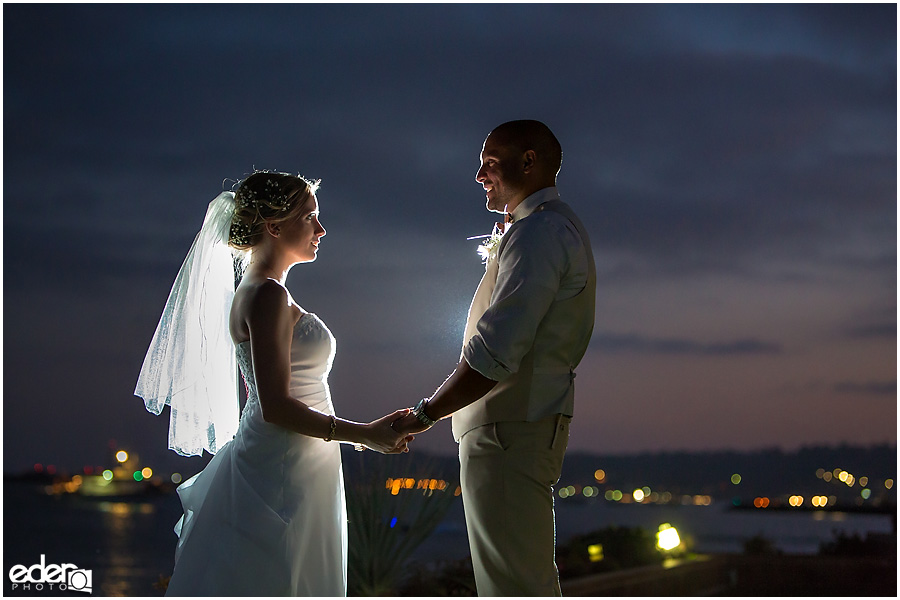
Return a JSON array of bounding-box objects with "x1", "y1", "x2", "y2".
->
[
  {"x1": 235, "y1": 178, "x2": 292, "y2": 212},
  {"x1": 230, "y1": 173, "x2": 295, "y2": 246}
]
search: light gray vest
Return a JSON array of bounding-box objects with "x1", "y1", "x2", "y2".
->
[{"x1": 452, "y1": 200, "x2": 597, "y2": 441}]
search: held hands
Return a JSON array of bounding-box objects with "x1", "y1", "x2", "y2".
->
[
  {"x1": 391, "y1": 410, "x2": 432, "y2": 436},
  {"x1": 363, "y1": 409, "x2": 415, "y2": 454}
]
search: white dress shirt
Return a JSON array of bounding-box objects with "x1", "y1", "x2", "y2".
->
[{"x1": 463, "y1": 186, "x2": 590, "y2": 384}]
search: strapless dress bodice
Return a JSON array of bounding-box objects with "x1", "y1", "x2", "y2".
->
[{"x1": 235, "y1": 312, "x2": 337, "y2": 423}]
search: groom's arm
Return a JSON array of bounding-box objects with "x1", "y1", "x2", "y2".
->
[
  {"x1": 392, "y1": 358, "x2": 497, "y2": 434},
  {"x1": 394, "y1": 216, "x2": 569, "y2": 435}
]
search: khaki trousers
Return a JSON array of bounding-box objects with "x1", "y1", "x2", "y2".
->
[{"x1": 459, "y1": 414, "x2": 570, "y2": 596}]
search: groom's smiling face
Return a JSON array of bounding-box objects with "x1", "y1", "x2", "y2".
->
[{"x1": 476, "y1": 134, "x2": 527, "y2": 215}]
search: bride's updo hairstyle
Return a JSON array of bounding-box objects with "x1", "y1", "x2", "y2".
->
[{"x1": 229, "y1": 171, "x2": 320, "y2": 251}]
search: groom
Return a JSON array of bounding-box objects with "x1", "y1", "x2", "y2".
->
[{"x1": 393, "y1": 120, "x2": 596, "y2": 595}]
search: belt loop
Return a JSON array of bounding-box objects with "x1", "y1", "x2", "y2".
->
[{"x1": 550, "y1": 413, "x2": 565, "y2": 450}]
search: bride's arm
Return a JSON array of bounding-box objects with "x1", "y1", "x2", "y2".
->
[{"x1": 247, "y1": 280, "x2": 409, "y2": 452}]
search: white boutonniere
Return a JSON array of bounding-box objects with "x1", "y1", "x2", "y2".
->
[{"x1": 468, "y1": 221, "x2": 507, "y2": 265}]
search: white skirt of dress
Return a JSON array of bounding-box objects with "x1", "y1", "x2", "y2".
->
[{"x1": 165, "y1": 413, "x2": 347, "y2": 597}]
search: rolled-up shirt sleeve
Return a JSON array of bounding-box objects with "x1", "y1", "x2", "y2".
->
[{"x1": 463, "y1": 215, "x2": 570, "y2": 381}]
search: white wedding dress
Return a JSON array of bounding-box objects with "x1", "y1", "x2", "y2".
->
[{"x1": 165, "y1": 313, "x2": 348, "y2": 596}]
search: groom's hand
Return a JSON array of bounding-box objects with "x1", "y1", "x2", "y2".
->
[{"x1": 391, "y1": 412, "x2": 431, "y2": 436}]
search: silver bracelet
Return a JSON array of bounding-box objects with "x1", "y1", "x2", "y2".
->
[{"x1": 413, "y1": 398, "x2": 436, "y2": 427}]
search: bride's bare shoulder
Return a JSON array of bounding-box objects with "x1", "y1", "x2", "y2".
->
[
  {"x1": 235, "y1": 278, "x2": 290, "y2": 313},
  {"x1": 232, "y1": 280, "x2": 293, "y2": 342}
]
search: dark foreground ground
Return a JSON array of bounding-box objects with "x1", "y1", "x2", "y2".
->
[{"x1": 561, "y1": 554, "x2": 896, "y2": 597}]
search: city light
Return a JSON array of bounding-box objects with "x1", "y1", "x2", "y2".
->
[
  {"x1": 633, "y1": 489, "x2": 645, "y2": 503},
  {"x1": 605, "y1": 489, "x2": 623, "y2": 502},
  {"x1": 861, "y1": 489, "x2": 871, "y2": 500},
  {"x1": 656, "y1": 523, "x2": 681, "y2": 551},
  {"x1": 171, "y1": 473, "x2": 183, "y2": 484},
  {"x1": 385, "y1": 477, "x2": 449, "y2": 496},
  {"x1": 141, "y1": 467, "x2": 153, "y2": 479},
  {"x1": 789, "y1": 495, "x2": 804, "y2": 507},
  {"x1": 116, "y1": 450, "x2": 129, "y2": 463},
  {"x1": 731, "y1": 474, "x2": 742, "y2": 485},
  {"x1": 594, "y1": 469, "x2": 606, "y2": 483},
  {"x1": 753, "y1": 497, "x2": 770, "y2": 508},
  {"x1": 886, "y1": 479, "x2": 894, "y2": 490},
  {"x1": 102, "y1": 470, "x2": 114, "y2": 481},
  {"x1": 587, "y1": 543, "x2": 604, "y2": 562}
]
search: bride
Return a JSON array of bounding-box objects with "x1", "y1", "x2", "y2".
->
[{"x1": 135, "y1": 171, "x2": 412, "y2": 596}]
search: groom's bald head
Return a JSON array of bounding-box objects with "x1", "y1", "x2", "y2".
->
[{"x1": 488, "y1": 120, "x2": 562, "y2": 179}]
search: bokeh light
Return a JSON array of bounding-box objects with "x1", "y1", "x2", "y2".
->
[{"x1": 656, "y1": 523, "x2": 681, "y2": 551}]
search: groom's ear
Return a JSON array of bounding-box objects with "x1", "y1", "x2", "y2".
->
[{"x1": 522, "y1": 149, "x2": 537, "y2": 174}]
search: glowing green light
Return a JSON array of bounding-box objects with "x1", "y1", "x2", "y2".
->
[{"x1": 133, "y1": 471, "x2": 144, "y2": 482}]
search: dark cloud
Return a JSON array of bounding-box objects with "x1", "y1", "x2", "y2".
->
[
  {"x1": 844, "y1": 323, "x2": 898, "y2": 340},
  {"x1": 592, "y1": 332, "x2": 783, "y2": 357},
  {"x1": 833, "y1": 381, "x2": 897, "y2": 396}
]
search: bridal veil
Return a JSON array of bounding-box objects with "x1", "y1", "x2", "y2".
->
[{"x1": 135, "y1": 191, "x2": 241, "y2": 456}]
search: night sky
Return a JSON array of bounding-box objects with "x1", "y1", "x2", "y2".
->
[{"x1": 4, "y1": 4, "x2": 896, "y2": 474}]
